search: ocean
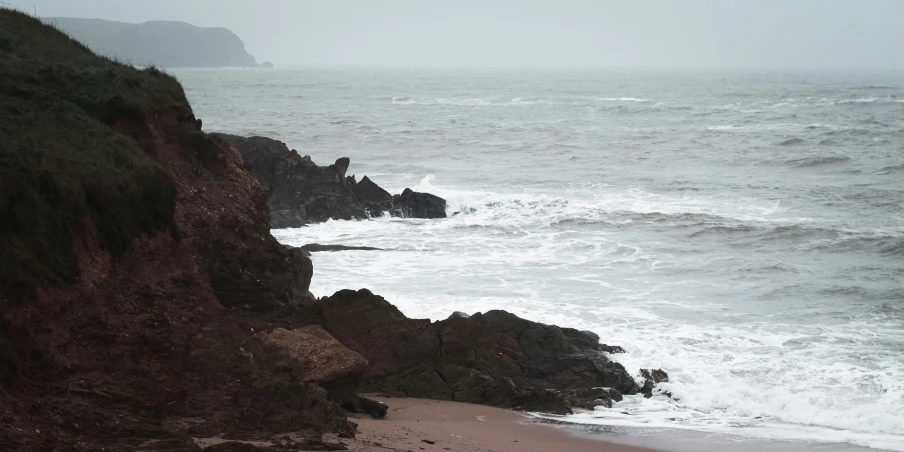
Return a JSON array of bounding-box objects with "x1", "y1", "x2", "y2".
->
[{"x1": 173, "y1": 67, "x2": 904, "y2": 451}]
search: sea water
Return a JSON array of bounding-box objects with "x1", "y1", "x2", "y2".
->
[{"x1": 174, "y1": 68, "x2": 904, "y2": 451}]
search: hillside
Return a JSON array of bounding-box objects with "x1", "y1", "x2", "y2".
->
[
  {"x1": 47, "y1": 17, "x2": 258, "y2": 68},
  {"x1": 1, "y1": 9, "x2": 343, "y2": 450}
]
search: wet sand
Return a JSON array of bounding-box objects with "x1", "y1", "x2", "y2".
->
[{"x1": 337, "y1": 396, "x2": 658, "y2": 452}]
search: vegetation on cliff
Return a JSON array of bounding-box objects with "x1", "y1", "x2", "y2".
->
[{"x1": 0, "y1": 9, "x2": 184, "y2": 296}]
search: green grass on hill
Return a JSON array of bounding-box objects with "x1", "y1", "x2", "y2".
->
[{"x1": 0, "y1": 9, "x2": 185, "y2": 298}]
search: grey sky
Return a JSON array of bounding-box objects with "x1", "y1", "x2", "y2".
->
[{"x1": 10, "y1": 0, "x2": 904, "y2": 69}]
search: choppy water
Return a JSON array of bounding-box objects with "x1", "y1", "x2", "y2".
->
[{"x1": 174, "y1": 68, "x2": 904, "y2": 451}]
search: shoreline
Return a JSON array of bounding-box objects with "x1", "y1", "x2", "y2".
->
[{"x1": 335, "y1": 396, "x2": 658, "y2": 452}]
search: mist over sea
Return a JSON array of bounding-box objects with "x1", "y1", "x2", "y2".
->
[{"x1": 175, "y1": 68, "x2": 904, "y2": 451}]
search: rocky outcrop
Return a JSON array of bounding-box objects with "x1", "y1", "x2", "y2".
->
[
  {"x1": 302, "y1": 289, "x2": 647, "y2": 415},
  {"x1": 640, "y1": 368, "x2": 670, "y2": 398},
  {"x1": 215, "y1": 134, "x2": 447, "y2": 228},
  {"x1": 48, "y1": 17, "x2": 259, "y2": 68},
  {"x1": 391, "y1": 188, "x2": 447, "y2": 219}
]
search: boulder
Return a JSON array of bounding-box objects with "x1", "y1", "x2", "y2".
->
[
  {"x1": 342, "y1": 395, "x2": 389, "y2": 419},
  {"x1": 391, "y1": 188, "x2": 447, "y2": 219},
  {"x1": 257, "y1": 326, "x2": 368, "y2": 385},
  {"x1": 251, "y1": 326, "x2": 368, "y2": 407},
  {"x1": 639, "y1": 368, "x2": 669, "y2": 398}
]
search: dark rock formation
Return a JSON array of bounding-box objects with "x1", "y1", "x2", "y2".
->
[
  {"x1": 391, "y1": 188, "x2": 447, "y2": 219},
  {"x1": 600, "y1": 344, "x2": 626, "y2": 354},
  {"x1": 354, "y1": 175, "x2": 393, "y2": 206},
  {"x1": 250, "y1": 326, "x2": 368, "y2": 404},
  {"x1": 48, "y1": 17, "x2": 259, "y2": 68},
  {"x1": 639, "y1": 368, "x2": 670, "y2": 398},
  {"x1": 302, "y1": 243, "x2": 385, "y2": 252},
  {"x1": 342, "y1": 395, "x2": 389, "y2": 419},
  {"x1": 302, "y1": 289, "x2": 644, "y2": 415},
  {"x1": 215, "y1": 134, "x2": 447, "y2": 228}
]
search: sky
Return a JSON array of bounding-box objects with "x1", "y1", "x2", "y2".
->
[{"x1": 9, "y1": 0, "x2": 904, "y2": 70}]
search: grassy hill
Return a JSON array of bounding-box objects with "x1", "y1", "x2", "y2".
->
[{"x1": 0, "y1": 8, "x2": 184, "y2": 296}]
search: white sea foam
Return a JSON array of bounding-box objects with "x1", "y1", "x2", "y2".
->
[
  {"x1": 599, "y1": 97, "x2": 653, "y2": 103},
  {"x1": 270, "y1": 175, "x2": 904, "y2": 451},
  {"x1": 179, "y1": 67, "x2": 904, "y2": 451}
]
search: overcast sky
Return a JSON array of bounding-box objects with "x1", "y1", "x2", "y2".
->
[{"x1": 10, "y1": 0, "x2": 904, "y2": 69}]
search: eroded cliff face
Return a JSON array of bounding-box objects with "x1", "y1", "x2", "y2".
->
[{"x1": 0, "y1": 10, "x2": 346, "y2": 451}]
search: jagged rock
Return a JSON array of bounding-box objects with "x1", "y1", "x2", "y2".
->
[
  {"x1": 334, "y1": 157, "x2": 350, "y2": 181},
  {"x1": 566, "y1": 387, "x2": 625, "y2": 409},
  {"x1": 639, "y1": 368, "x2": 670, "y2": 398},
  {"x1": 270, "y1": 209, "x2": 306, "y2": 229},
  {"x1": 600, "y1": 344, "x2": 626, "y2": 354},
  {"x1": 355, "y1": 176, "x2": 393, "y2": 208},
  {"x1": 302, "y1": 289, "x2": 640, "y2": 415},
  {"x1": 391, "y1": 188, "x2": 447, "y2": 219},
  {"x1": 215, "y1": 134, "x2": 448, "y2": 226}
]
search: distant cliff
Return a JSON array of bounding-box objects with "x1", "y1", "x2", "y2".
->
[{"x1": 47, "y1": 17, "x2": 258, "y2": 68}]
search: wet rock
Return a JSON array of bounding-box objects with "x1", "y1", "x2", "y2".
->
[
  {"x1": 302, "y1": 289, "x2": 640, "y2": 415},
  {"x1": 270, "y1": 209, "x2": 306, "y2": 229},
  {"x1": 567, "y1": 387, "x2": 622, "y2": 409},
  {"x1": 642, "y1": 368, "x2": 669, "y2": 384},
  {"x1": 391, "y1": 188, "x2": 447, "y2": 219},
  {"x1": 516, "y1": 389, "x2": 573, "y2": 414},
  {"x1": 600, "y1": 344, "x2": 626, "y2": 354},
  {"x1": 301, "y1": 243, "x2": 384, "y2": 252},
  {"x1": 639, "y1": 368, "x2": 669, "y2": 398},
  {"x1": 334, "y1": 157, "x2": 350, "y2": 181},
  {"x1": 215, "y1": 134, "x2": 448, "y2": 224},
  {"x1": 342, "y1": 395, "x2": 389, "y2": 419},
  {"x1": 355, "y1": 175, "x2": 393, "y2": 209}
]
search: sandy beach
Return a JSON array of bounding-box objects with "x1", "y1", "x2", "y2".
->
[{"x1": 334, "y1": 396, "x2": 657, "y2": 452}]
